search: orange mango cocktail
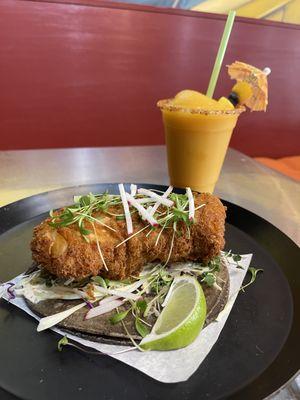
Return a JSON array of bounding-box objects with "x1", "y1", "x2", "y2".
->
[{"x1": 158, "y1": 90, "x2": 244, "y2": 193}]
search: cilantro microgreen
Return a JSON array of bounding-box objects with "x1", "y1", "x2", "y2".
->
[
  {"x1": 202, "y1": 273, "x2": 216, "y2": 286},
  {"x1": 135, "y1": 318, "x2": 150, "y2": 338},
  {"x1": 241, "y1": 268, "x2": 263, "y2": 292},
  {"x1": 48, "y1": 189, "x2": 201, "y2": 250},
  {"x1": 79, "y1": 195, "x2": 92, "y2": 207},
  {"x1": 57, "y1": 336, "x2": 69, "y2": 351},
  {"x1": 136, "y1": 300, "x2": 147, "y2": 315},
  {"x1": 73, "y1": 195, "x2": 81, "y2": 204},
  {"x1": 48, "y1": 192, "x2": 121, "y2": 236},
  {"x1": 79, "y1": 225, "x2": 92, "y2": 236},
  {"x1": 233, "y1": 254, "x2": 242, "y2": 262},
  {"x1": 91, "y1": 276, "x2": 107, "y2": 288},
  {"x1": 110, "y1": 308, "x2": 131, "y2": 325}
]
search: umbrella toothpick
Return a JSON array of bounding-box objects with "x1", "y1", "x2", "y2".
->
[{"x1": 263, "y1": 67, "x2": 271, "y2": 76}]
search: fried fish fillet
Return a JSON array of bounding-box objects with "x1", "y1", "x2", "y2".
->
[{"x1": 31, "y1": 193, "x2": 226, "y2": 280}]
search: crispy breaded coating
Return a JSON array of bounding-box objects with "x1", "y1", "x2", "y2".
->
[{"x1": 31, "y1": 193, "x2": 226, "y2": 280}]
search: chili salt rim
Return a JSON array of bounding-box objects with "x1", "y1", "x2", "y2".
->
[{"x1": 157, "y1": 99, "x2": 245, "y2": 116}]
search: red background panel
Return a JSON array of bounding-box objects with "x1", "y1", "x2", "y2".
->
[{"x1": 0, "y1": 0, "x2": 300, "y2": 157}]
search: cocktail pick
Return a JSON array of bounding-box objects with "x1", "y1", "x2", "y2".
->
[{"x1": 227, "y1": 61, "x2": 270, "y2": 111}]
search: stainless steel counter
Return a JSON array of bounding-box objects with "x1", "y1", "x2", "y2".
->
[
  {"x1": 0, "y1": 145, "x2": 299, "y2": 399},
  {"x1": 1, "y1": 146, "x2": 299, "y2": 245}
]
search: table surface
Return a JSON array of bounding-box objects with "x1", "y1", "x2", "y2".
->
[
  {"x1": 1, "y1": 146, "x2": 299, "y2": 245},
  {"x1": 0, "y1": 145, "x2": 299, "y2": 399}
]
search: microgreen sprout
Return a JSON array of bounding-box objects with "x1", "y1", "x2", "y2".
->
[
  {"x1": 58, "y1": 336, "x2": 69, "y2": 351},
  {"x1": 201, "y1": 273, "x2": 216, "y2": 286},
  {"x1": 240, "y1": 267, "x2": 263, "y2": 292},
  {"x1": 49, "y1": 191, "x2": 121, "y2": 235},
  {"x1": 223, "y1": 250, "x2": 244, "y2": 269},
  {"x1": 110, "y1": 308, "x2": 131, "y2": 325},
  {"x1": 48, "y1": 188, "x2": 203, "y2": 252},
  {"x1": 91, "y1": 221, "x2": 108, "y2": 271},
  {"x1": 91, "y1": 276, "x2": 107, "y2": 288},
  {"x1": 135, "y1": 318, "x2": 150, "y2": 338},
  {"x1": 120, "y1": 320, "x2": 147, "y2": 352}
]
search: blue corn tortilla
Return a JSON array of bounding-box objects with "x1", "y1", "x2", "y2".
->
[{"x1": 25, "y1": 259, "x2": 229, "y2": 346}]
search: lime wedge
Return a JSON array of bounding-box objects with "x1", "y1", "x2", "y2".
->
[{"x1": 140, "y1": 275, "x2": 206, "y2": 351}]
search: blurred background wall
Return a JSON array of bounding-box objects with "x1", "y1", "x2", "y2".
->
[{"x1": 1, "y1": 0, "x2": 299, "y2": 161}]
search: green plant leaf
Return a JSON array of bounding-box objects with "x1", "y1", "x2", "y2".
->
[
  {"x1": 202, "y1": 273, "x2": 216, "y2": 286},
  {"x1": 241, "y1": 268, "x2": 263, "y2": 292},
  {"x1": 79, "y1": 226, "x2": 91, "y2": 236},
  {"x1": 110, "y1": 308, "x2": 131, "y2": 325},
  {"x1": 91, "y1": 276, "x2": 107, "y2": 288},
  {"x1": 78, "y1": 219, "x2": 91, "y2": 236},
  {"x1": 73, "y1": 195, "x2": 81, "y2": 204},
  {"x1": 135, "y1": 318, "x2": 150, "y2": 338},
  {"x1": 79, "y1": 195, "x2": 91, "y2": 207},
  {"x1": 57, "y1": 336, "x2": 69, "y2": 351},
  {"x1": 136, "y1": 300, "x2": 147, "y2": 315}
]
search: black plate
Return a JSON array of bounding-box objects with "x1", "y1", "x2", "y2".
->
[{"x1": 0, "y1": 184, "x2": 299, "y2": 400}]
